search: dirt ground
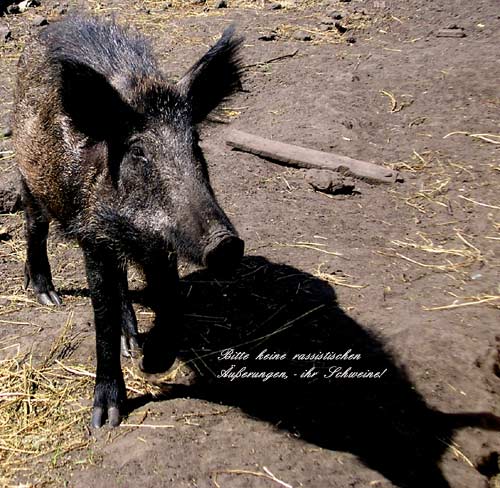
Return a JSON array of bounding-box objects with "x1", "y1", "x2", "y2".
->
[{"x1": 0, "y1": 0, "x2": 499, "y2": 487}]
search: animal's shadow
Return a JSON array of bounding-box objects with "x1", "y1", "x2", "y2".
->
[{"x1": 132, "y1": 256, "x2": 498, "y2": 488}]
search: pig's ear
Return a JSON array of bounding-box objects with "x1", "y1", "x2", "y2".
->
[
  {"x1": 58, "y1": 59, "x2": 135, "y2": 140},
  {"x1": 177, "y1": 26, "x2": 243, "y2": 123}
]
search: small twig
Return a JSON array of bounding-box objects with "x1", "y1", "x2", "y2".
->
[
  {"x1": 191, "y1": 347, "x2": 217, "y2": 378},
  {"x1": 120, "y1": 423, "x2": 175, "y2": 429},
  {"x1": 458, "y1": 195, "x2": 500, "y2": 210},
  {"x1": 0, "y1": 392, "x2": 32, "y2": 399},
  {"x1": 185, "y1": 305, "x2": 324, "y2": 366},
  {"x1": 263, "y1": 466, "x2": 294, "y2": 488},
  {"x1": 315, "y1": 266, "x2": 367, "y2": 289},
  {"x1": 436, "y1": 438, "x2": 475, "y2": 468},
  {"x1": 470, "y1": 133, "x2": 500, "y2": 144},
  {"x1": 443, "y1": 131, "x2": 500, "y2": 144},
  {"x1": 54, "y1": 361, "x2": 95, "y2": 378},
  {"x1": 242, "y1": 49, "x2": 299, "y2": 70},
  {"x1": 380, "y1": 90, "x2": 412, "y2": 112},
  {"x1": 212, "y1": 468, "x2": 293, "y2": 488},
  {"x1": 423, "y1": 296, "x2": 500, "y2": 311},
  {"x1": 55, "y1": 361, "x2": 143, "y2": 395},
  {"x1": 176, "y1": 408, "x2": 233, "y2": 421},
  {"x1": 275, "y1": 242, "x2": 343, "y2": 256},
  {"x1": 0, "y1": 319, "x2": 33, "y2": 326},
  {"x1": 380, "y1": 90, "x2": 397, "y2": 112}
]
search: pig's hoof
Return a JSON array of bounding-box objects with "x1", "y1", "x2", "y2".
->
[
  {"x1": 91, "y1": 406, "x2": 121, "y2": 428},
  {"x1": 37, "y1": 290, "x2": 63, "y2": 306},
  {"x1": 120, "y1": 334, "x2": 141, "y2": 358},
  {"x1": 91, "y1": 379, "x2": 125, "y2": 428},
  {"x1": 25, "y1": 264, "x2": 63, "y2": 306}
]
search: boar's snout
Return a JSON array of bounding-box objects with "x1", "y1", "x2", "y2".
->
[{"x1": 202, "y1": 229, "x2": 244, "y2": 273}]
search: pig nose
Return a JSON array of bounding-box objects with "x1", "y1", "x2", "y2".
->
[{"x1": 203, "y1": 229, "x2": 244, "y2": 273}]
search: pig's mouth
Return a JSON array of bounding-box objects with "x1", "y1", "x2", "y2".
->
[{"x1": 202, "y1": 229, "x2": 244, "y2": 273}]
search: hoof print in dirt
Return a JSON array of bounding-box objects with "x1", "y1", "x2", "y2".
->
[
  {"x1": 214, "y1": 0, "x2": 227, "y2": 8},
  {"x1": 267, "y1": 2, "x2": 282, "y2": 10},
  {"x1": 306, "y1": 169, "x2": 356, "y2": 195}
]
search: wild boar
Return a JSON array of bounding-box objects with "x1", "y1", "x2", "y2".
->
[{"x1": 14, "y1": 16, "x2": 244, "y2": 427}]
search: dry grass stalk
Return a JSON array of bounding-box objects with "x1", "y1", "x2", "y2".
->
[
  {"x1": 423, "y1": 295, "x2": 500, "y2": 311},
  {"x1": 458, "y1": 195, "x2": 500, "y2": 210},
  {"x1": 120, "y1": 423, "x2": 174, "y2": 429},
  {"x1": 394, "y1": 177, "x2": 451, "y2": 214},
  {"x1": 437, "y1": 437, "x2": 475, "y2": 467},
  {"x1": 176, "y1": 407, "x2": 233, "y2": 422},
  {"x1": 389, "y1": 231, "x2": 483, "y2": 272},
  {"x1": 380, "y1": 90, "x2": 413, "y2": 113},
  {"x1": 274, "y1": 241, "x2": 342, "y2": 256},
  {"x1": 0, "y1": 318, "x2": 167, "y2": 486},
  {"x1": 314, "y1": 264, "x2": 367, "y2": 289},
  {"x1": 0, "y1": 350, "x2": 93, "y2": 485},
  {"x1": 443, "y1": 131, "x2": 500, "y2": 144},
  {"x1": 390, "y1": 150, "x2": 431, "y2": 173},
  {"x1": 183, "y1": 304, "x2": 324, "y2": 371},
  {"x1": 212, "y1": 466, "x2": 293, "y2": 488}
]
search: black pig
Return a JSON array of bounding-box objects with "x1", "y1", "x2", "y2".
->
[{"x1": 13, "y1": 16, "x2": 244, "y2": 427}]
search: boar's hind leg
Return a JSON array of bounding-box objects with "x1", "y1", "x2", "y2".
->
[
  {"x1": 21, "y1": 179, "x2": 62, "y2": 306},
  {"x1": 84, "y1": 247, "x2": 126, "y2": 428},
  {"x1": 118, "y1": 267, "x2": 140, "y2": 358},
  {"x1": 140, "y1": 255, "x2": 180, "y2": 374}
]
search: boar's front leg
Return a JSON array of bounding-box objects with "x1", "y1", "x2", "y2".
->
[
  {"x1": 21, "y1": 179, "x2": 62, "y2": 306},
  {"x1": 84, "y1": 247, "x2": 126, "y2": 428},
  {"x1": 140, "y1": 253, "x2": 180, "y2": 374}
]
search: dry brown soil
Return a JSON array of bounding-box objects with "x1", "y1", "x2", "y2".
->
[{"x1": 0, "y1": 1, "x2": 499, "y2": 487}]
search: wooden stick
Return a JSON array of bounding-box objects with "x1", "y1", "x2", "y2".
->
[{"x1": 226, "y1": 129, "x2": 402, "y2": 184}]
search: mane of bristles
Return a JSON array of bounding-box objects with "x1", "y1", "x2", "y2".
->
[{"x1": 39, "y1": 15, "x2": 162, "y2": 92}]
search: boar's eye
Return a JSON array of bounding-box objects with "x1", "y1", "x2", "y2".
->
[{"x1": 129, "y1": 145, "x2": 147, "y2": 163}]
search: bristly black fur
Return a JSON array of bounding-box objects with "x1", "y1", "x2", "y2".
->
[
  {"x1": 39, "y1": 17, "x2": 244, "y2": 125},
  {"x1": 178, "y1": 25, "x2": 244, "y2": 123},
  {"x1": 39, "y1": 15, "x2": 161, "y2": 92}
]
